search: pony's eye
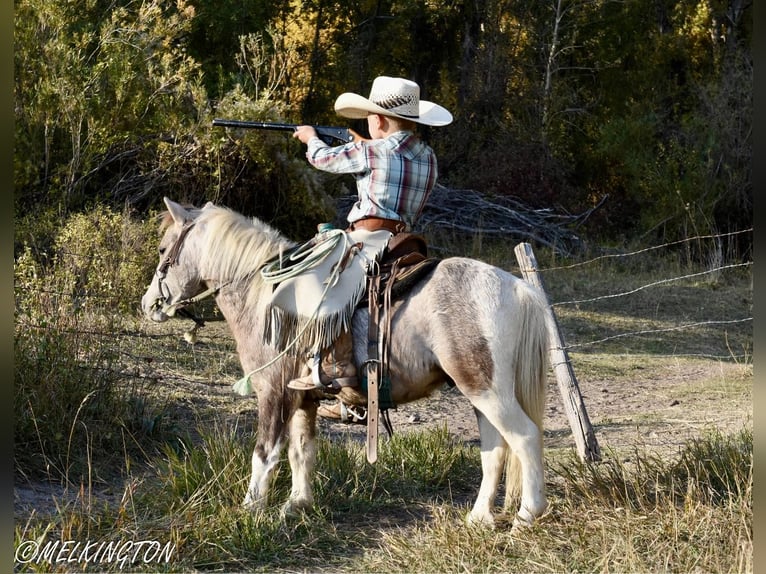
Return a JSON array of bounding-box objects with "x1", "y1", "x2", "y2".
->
[{"x1": 159, "y1": 247, "x2": 167, "y2": 256}]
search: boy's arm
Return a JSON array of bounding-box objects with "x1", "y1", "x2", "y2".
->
[
  {"x1": 293, "y1": 125, "x2": 367, "y2": 145},
  {"x1": 295, "y1": 129, "x2": 372, "y2": 174}
]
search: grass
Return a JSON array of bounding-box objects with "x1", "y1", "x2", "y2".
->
[
  {"x1": 13, "y1": 311, "x2": 180, "y2": 486},
  {"x1": 13, "y1": 424, "x2": 752, "y2": 572}
]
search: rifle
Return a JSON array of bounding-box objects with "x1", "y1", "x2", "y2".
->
[{"x1": 212, "y1": 118, "x2": 357, "y2": 145}]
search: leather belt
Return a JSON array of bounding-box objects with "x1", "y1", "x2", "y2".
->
[{"x1": 349, "y1": 217, "x2": 406, "y2": 234}]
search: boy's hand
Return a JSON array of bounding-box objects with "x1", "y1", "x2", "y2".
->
[{"x1": 293, "y1": 125, "x2": 317, "y2": 144}]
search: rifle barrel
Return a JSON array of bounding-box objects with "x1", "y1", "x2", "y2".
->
[
  {"x1": 212, "y1": 119, "x2": 297, "y2": 131},
  {"x1": 212, "y1": 118, "x2": 354, "y2": 145}
]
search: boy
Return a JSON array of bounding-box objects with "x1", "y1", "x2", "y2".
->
[{"x1": 286, "y1": 76, "x2": 452, "y2": 422}]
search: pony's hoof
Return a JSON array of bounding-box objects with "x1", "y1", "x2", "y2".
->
[
  {"x1": 466, "y1": 510, "x2": 496, "y2": 529},
  {"x1": 242, "y1": 493, "x2": 264, "y2": 512},
  {"x1": 510, "y1": 510, "x2": 535, "y2": 535},
  {"x1": 281, "y1": 497, "x2": 313, "y2": 519}
]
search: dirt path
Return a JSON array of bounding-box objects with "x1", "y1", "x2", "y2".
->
[
  {"x1": 314, "y1": 358, "x2": 751, "y2": 458},
  {"x1": 101, "y1": 340, "x2": 752, "y2": 461}
]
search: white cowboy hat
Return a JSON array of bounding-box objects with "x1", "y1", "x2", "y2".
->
[{"x1": 334, "y1": 76, "x2": 453, "y2": 126}]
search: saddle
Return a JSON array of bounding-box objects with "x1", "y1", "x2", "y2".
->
[{"x1": 367, "y1": 232, "x2": 439, "y2": 303}]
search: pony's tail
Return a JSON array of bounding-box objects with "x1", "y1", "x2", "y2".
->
[{"x1": 504, "y1": 282, "x2": 549, "y2": 508}]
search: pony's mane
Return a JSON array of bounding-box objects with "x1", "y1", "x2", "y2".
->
[{"x1": 195, "y1": 205, "x2": 295, "y2": 288}]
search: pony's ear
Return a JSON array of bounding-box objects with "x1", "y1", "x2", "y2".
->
[
  {"x1": 203, "y1": 201, "x2": 215, "y2": 210},
  {"x1": 164, "y1": 197, "x2": 190, "y2": 226}
]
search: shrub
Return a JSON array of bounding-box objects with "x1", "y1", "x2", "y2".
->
[
  {"x1": 14, "y1": 207, "x2": 174, "y2": 483},
  {"x1": 47, "y1": 205, "x2": 157, "y2": 315}
]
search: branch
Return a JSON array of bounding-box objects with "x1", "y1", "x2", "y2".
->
[{"x1": 336, "y1": 184, "x2": 602, "y2": 256}]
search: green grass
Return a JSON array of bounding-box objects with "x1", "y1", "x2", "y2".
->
[
  {"x1": 14, "y1": 312, "x2": 180, "y2": 485},
  {"x1": 14, "y1": 425, "x2": 752, "y2": 572}
]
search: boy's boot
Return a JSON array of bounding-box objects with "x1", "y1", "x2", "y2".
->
[{"x1": 287, "y1": 331, "x2": 358, "y2": 391}]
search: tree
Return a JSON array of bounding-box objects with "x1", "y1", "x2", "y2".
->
[{"x1": 15, "y1": 0, "x2": 205, "y2": 217}]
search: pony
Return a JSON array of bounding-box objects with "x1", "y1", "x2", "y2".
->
[{"x1": 141, "y1": 197, "x2": 550, "y2": 528}]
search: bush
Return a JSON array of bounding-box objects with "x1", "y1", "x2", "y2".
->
[
  {"x1": 14, "y1": 207, "x2": 175, "y2": 482},
  {"x1": 45, "y1": 205, "x2": 158, "y2": 315}
]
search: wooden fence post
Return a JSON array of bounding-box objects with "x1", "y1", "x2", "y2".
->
[{"x1": 514, "y1": 242, "x2": 601, "y2": 462}]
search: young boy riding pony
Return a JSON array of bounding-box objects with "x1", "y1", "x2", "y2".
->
[{"x1": 272, "y1": 76, "x2": 452, "y2": 423}]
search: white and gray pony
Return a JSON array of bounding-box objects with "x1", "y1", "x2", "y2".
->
[{"x1": 141, "y1": 197, "x2": 550, "y2": 528}]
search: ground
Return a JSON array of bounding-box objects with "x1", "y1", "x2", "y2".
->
[
  {"x1": 14, "y1": 320, "x2": 752, "y2": 522},
  {"x1": 314, "y1": 356, "x2": 751, "y2": 459}
]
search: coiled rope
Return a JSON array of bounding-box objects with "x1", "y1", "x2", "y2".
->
[
  {"x1": 232, "y1": 228, "x2": 352, "y2": 396},
  {"x1": 261, "y1": 228, "x2": 347, "y2": 284}
]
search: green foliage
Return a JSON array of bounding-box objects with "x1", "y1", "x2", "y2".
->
[
  {"x1": 16, "y1": 205, "x2": 159, "y2": 316},
  {"x1": 14, "y1": 0, "x2": 335, "y2": 246},
  {"x1": 14, "y1": 0, "x2": 752, "y2": 254},
  {"x1": 208, "y1": 86, "x2": 335, "y2": 238},
  {"x1": 555, "y1": 0, "x2": 752, "y2": 243},
  {"x1": 132, "y1": 424, "x2": 476, "y2": 570},
  {"x1": 152, "y1": 424, "x2": 252, "y2": 514},
  {"x1": 15, "y1": 0, "x2": 206, "y2": 214},
  {"x1": 184, "y1": 0, "x2": 284, "y2": 98},
  {"x1": 14, "y1": 207, "x2": 176, "y2": 482},
  {"x1": 673, "y1": 428, "x2": 753, "y2": 506},
  {"x1": 376, "y1": 425, "x2": 477, "y2": 495},
  {"x1": 358, "y1": 429, "x2": 752, "y2": 573}
]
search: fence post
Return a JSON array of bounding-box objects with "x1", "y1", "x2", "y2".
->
[{"x1": 514, "y1": 242, "x2": 601, "y2": 462}]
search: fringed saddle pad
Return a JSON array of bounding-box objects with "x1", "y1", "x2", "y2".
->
[{"x1": 263, "y1": 228, "x2": 391, "y2": 355}]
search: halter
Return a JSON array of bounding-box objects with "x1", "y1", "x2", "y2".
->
[{"x1": 151, "y1": 221, "x2": 221, "y2": 332}]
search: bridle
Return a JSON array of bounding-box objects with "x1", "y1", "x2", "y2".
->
[{"x1": 151, "y1": 221, "x2": 223, "y2": 330}]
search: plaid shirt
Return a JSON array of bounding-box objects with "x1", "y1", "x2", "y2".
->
[{"x1": 306, "y1": 131, "x2": 438, "y2": 230}]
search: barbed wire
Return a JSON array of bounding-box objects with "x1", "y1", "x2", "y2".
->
[
  {"x1": 542, "y1": 228, "x2": 752, "y2": 272},
  {"x1": 552, "y1": 261, "x2": 752, "y2": 308},
  {"x1": 564, "y1": 317, "x2": 752, "y2": 350},
  {"x1": 16, "y1": 229, "x2": 752, "y2": 359}
]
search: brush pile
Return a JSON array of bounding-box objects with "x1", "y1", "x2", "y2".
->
[{"x1": 336, "y1": 184, "x2": 606, "y2": 255}]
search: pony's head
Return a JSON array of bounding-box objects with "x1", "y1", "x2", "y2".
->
[
  {"x1": 141, "y1": 198, "x2": 206, "y2": 322},
  {"x1": 140, "y1": 197, "x2": 293, "y2": 323}
]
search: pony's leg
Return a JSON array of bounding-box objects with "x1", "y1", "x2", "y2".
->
[
  {"x1": 243, "y1": 397, "x2": 289, "y2": 510},
  {"x1": 467, "y1": 409, "x2": 507, "y2": 527},
  {"x1": 282, "y1": 401, "x2": 318, "y2": 516},
  {"x1": 243, "y1": 438, "x2": 283, "y2": 510},
  {"x1": 470, "y1": 394, "x2": 547, "y2": 527}
]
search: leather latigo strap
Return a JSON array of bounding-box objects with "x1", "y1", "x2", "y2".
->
[{"x1": 365, "y1": 264, "x2": 382, "y2": 464}]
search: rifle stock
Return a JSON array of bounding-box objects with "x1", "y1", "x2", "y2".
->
[{"x1": 212, "y1": 118, "x2": 355, "y2": 145}]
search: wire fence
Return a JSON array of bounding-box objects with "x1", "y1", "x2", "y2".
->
[
  {"x1": 15, "y1": 229, "x2": 753, "y2": 369},
  {"x1": 533, "y1": 228, "x2": 752, "y2": 361}
]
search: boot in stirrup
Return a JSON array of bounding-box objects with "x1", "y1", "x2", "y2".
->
[{"x1": 287, "y1": 332, "x2": 358, "y2": 392}]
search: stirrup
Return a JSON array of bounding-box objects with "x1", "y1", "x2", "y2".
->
[
  {"x1": 287, "y1": 354, "x2": 359, "y2": 392},
  {"x1": 287, "y1": 354, "x2": 325, "y2": 391},
  {"x1": 340, "y1": 403, "x2": 367, "y2": 424}
]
